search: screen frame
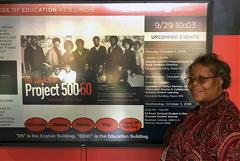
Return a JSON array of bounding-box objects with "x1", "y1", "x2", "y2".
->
[{"x1": 0, "y1": 0, "x2": 213, "y2": 147}]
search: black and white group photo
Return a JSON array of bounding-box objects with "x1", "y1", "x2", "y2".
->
[{"x1": 21, "y1": 35, "x2": 144, "y2": 87}]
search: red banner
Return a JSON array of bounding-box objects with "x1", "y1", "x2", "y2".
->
[{"x1": 0, "y1": 3, "x2": 207, "y2": 16}]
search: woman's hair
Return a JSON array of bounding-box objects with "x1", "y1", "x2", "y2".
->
[
  {"x1": 122, "y1": 38, "x2": 133, "y2": 49},
  {"x1": 186, "y1": 53, "x2": 231, "y2": 89},
  {"x1": 52, "y1": 37, "x2": 60, "y2": 44},
  {"x1": 63, "y1": 40, "x2": 74, "y2": 50},
  {"x1": 133, "y1": 41, "x2": 142, "y2": 48}
]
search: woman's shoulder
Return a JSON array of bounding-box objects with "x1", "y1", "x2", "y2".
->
[
  {"x1": 218, "y1": 99, "x2": 240, "y2": 123},
  {"x1": 228, "y1": 101, "x2": 240, "y2": 117}
]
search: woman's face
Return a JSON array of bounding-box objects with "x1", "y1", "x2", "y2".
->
[
  {"x1": 65, "y1": 44, "x2": 73, "y2": 51},
  {"x1": 53, "y1": 41, "x2": 61, "y2": 50},
  {"x1": 187, "y1": 63, "x2": 223, "y2": 105}
]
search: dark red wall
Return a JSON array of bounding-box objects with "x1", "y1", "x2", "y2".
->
[{"x1": 213, "y1": 35, "x2": 240, "y2": 107}]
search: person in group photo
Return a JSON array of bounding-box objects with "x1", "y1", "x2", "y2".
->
[
  {"x1": 72, "y1": 38, "x2": 89, "y2": 73},
  {"x1": 72, "y1": 38, "x2": 90, "y2": 82},
  {"x1": 116, "y1": 65, "x2": 131, "y2": 90},
  {"x1": 57, "y1": 63, "x2": 77, "y2": 83},
  {"x1": 106, "y1": 36, "x2": 123, "y2": 82},
  {"x1": 46, "y1": 37, "x2": 62, "y2": 69},
  {"x1": 89, "y1": 36, "x2": 107, "y2": 73},
  {"x1": 161, "y1": 53, "x2": 240, "y2": 161},
  {"x1": 133, "y1": 41, "x2": 144, "y2": 75},
  {"x1": 121, "y1": 38, "x2": 136, "y2": 76},
  {"x1": 96, "y1": 64, "x2": 107, "y2": 83},
  {"x1": 24, "y1": 36, "x2": 46, "y2": 75},
  {"x1": 81, "y1": 63, "x2": 96, "y2": 83},
  {"x1": 62, "y1": 39, "x2": 75, "y2": 69},
  {"x1": 51, "y1": 65, "x2": 61, "y2": 78}
]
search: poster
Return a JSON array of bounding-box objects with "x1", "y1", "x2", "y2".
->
[{"x1": 0, "y1": 2, "x2": 210, "y2": 145}]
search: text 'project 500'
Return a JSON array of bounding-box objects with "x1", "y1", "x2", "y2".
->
[{"x1": 25, "y1": 82, "x2": 92, "y2": 100}]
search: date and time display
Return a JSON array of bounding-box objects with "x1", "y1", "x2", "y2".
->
[
  {"x1": 145, "y1": 16, "x2": 206, "y2": 32},
  {"x1": 154, "y1": 21, "x2": 197, "y2": 29}
]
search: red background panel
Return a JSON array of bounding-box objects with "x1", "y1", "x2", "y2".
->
[
  {"x1": 87, "y1": 147, "x2": 163, "y2": 161},
  {"x1": 0, "y1": 147, "x2": 81, "y2": 161},
  {"x1": 213, "y1": 35, "x2": 240, "y2": 108},
  {"x1": 0, "y1": 147, "x2": 162, "y2": 161}
]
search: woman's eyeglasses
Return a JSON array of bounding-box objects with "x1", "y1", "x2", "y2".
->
[{"x1": 184, "y1": 76, "x2": 218, "y2": 85}]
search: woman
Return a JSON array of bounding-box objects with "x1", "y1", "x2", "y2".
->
[
  {"x1": 62, "y1": 40, "x2": 75, "y2": 68},
  {"x1": 46, "y1": 37, "x2": 62, "y2": 68},
  {"x1": 133, "y1": 41, "x2": 144, "y2": 74},
  {"x1": 121, "y1": 38, "x2": 136, "y2": 75},
  {"x1": 162, "y1": 53, "x2": 240, "y2": 161}
]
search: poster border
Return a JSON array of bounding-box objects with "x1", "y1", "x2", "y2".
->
[{"x1": 0, "y1": 0, "x2": 213, "y2": 147}]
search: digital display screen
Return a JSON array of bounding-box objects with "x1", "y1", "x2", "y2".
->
[{"x1": 0, "y1": 1, "x2": 212, "y2": 146}]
